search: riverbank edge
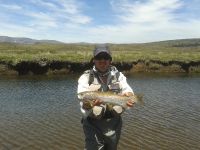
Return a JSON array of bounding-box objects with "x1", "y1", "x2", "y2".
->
[{"x1": 0, "y1": 60, "x2": 200, "y2": 76}]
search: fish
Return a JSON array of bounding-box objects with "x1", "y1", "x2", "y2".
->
[{"x1": 78, "y1": 91, "x2": 143, "y2": 109}]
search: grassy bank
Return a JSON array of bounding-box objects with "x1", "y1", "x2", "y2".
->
[
  {"x1": 0, "y1": 43, "x2": 93, "y2": 64},
  {"x1": 0, "y1": 39, "x2": 200, "y2": 64},
  {"x1": 0, "y1": 39, "x2": 200, "y2": 75}
]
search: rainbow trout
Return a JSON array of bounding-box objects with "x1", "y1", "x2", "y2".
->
[{"x1": 78, "y1": 91, "x2": 143, "y2": 109}]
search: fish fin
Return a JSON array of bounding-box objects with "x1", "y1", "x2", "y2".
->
[
  {"x1": 82, "y1": 101, "x2": 94, "y2": 110},
  {"x1": 135, "y1": 94, "x2": 144, "y2": 105}
]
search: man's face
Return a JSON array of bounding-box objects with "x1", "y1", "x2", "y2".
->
[{"x1": 93, "y1": 53, "x2": 112, "y2": 73}]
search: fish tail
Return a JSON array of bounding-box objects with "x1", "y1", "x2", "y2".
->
[{"x1": 137, "y1": 94, "x2": 144, "y2": 105}]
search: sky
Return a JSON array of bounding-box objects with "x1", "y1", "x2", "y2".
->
[{"x1": 0, "y1": 0, "x2": 200, "y2": 43}]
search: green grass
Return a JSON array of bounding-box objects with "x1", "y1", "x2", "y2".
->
[
  {"x1": 0, "y1": 39, "x2": 200, "y2": 64},
  {"x1": 0, "y1": 42, "x2": 94, "y2": 64},
  {"x1": 109, "y1": 40, "x2": 200, "y2": 62}
]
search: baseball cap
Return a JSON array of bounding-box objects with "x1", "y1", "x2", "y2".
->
[{"x1": 93, "y1": 45, "x2": 111, "y2": 57}]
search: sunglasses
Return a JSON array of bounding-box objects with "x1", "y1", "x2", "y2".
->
[{"x1": 94, "y1": 54, "x2": 112, "y2": 60}]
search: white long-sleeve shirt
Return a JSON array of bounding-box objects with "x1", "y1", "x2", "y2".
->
[{"x1": 77, "y1": 69, "x2": 134, "y2": 118}]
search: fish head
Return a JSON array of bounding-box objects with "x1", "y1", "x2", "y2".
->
[{"x1": 77, "y1": 92, "x2": 88, "y2": 99}]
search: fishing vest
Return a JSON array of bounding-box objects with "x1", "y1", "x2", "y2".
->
[{"x1": 84, "y1": 66, "x2": 122, "y2": 93}]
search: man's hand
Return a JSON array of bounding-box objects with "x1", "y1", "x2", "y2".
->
[
  {"x1": 82, "y1": 99, "x2": 103, "y2": 110},
  {"x1": 122, "y1": 92, "x2": 135, "y2": 107},
  {"x1": 126, "y1": 100, "x2": 135, "y2": 107},
  {"x1": 92, "y1": 99, "x2": 103, "y2": 106},
  {"x1": 122, "y1": 92, "x2": 133, "y2": 97}
]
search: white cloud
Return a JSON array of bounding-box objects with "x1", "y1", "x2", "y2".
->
[
  {"x1": 0, "y1": 0, "x2": 200, "y2": 43},
  {"x1": 0, "y1": 0, "x2": 92, "y2": 38},
  {"x1": 59, "y1": 0, "x2": 81, "y2": 14},
  {"x1": 83, "y1": 0, "x2": 200, "y2": 43},
  {"x1": 29, "y1": 0, "x2": 91, "y2": 24},
  {"x1": 26, "y1": 12, "x2": 58, "y2": 28},
  {"x1": 0, "y1": 22, "x2": 34, "y2": 37},
  {"x1": 110, "y1": 0, "x2": 183, "y2": 24},
  {"x1": 0, "y1": 4, "x2": 22, "y2": 10},
  {"x1": 30, "y1": 0, "x2": 58, "y2": 9}
]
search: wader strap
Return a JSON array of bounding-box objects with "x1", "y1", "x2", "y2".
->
[
  {"x1": 88, "y1": 69, "x2": 94, "y2": 86},
  {"x1": 88, "y1": 67, "x2": 120, "y2": 85}
]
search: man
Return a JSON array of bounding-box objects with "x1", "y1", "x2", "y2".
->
[{"x1": 77, "y1": 45, "x2": 134, "y2": 150}]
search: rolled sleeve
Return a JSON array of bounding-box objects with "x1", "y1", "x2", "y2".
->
[
  {"x1": 77, "y1": 74, "x2": 90, "y2": 94},
  {"x1": 118, "y1": 72, "x2": 134, "y2": 94},
  {"x1": 77, "y1": 73, "x2": 92, "y2": 118}
]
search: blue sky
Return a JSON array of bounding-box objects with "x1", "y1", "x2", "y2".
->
[{"x1": 0, "y1": 0, "x2": 200, "y2": 43}]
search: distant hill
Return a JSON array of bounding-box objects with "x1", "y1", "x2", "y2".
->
[
  {"x1": 0, "y1": 36, "x2": 62, "y2": 44},
  {"x1": 147, "y1": 38, "x2": 200, "y2": 47},
  {"x1": 1, "y1": 36, "x2": 200, "y2": 47}
]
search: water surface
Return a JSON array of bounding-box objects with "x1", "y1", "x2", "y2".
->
[{"x1": 0, "y1": 74, "x2": 200, "y2": 150}]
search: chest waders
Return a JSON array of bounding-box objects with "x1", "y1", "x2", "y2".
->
[
  {"x1": 82, "y1": 67, "x2": 122, "y2": 150},
  {"x1": 88, "y1": 66, "x2": 121, "y2": 93}
]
